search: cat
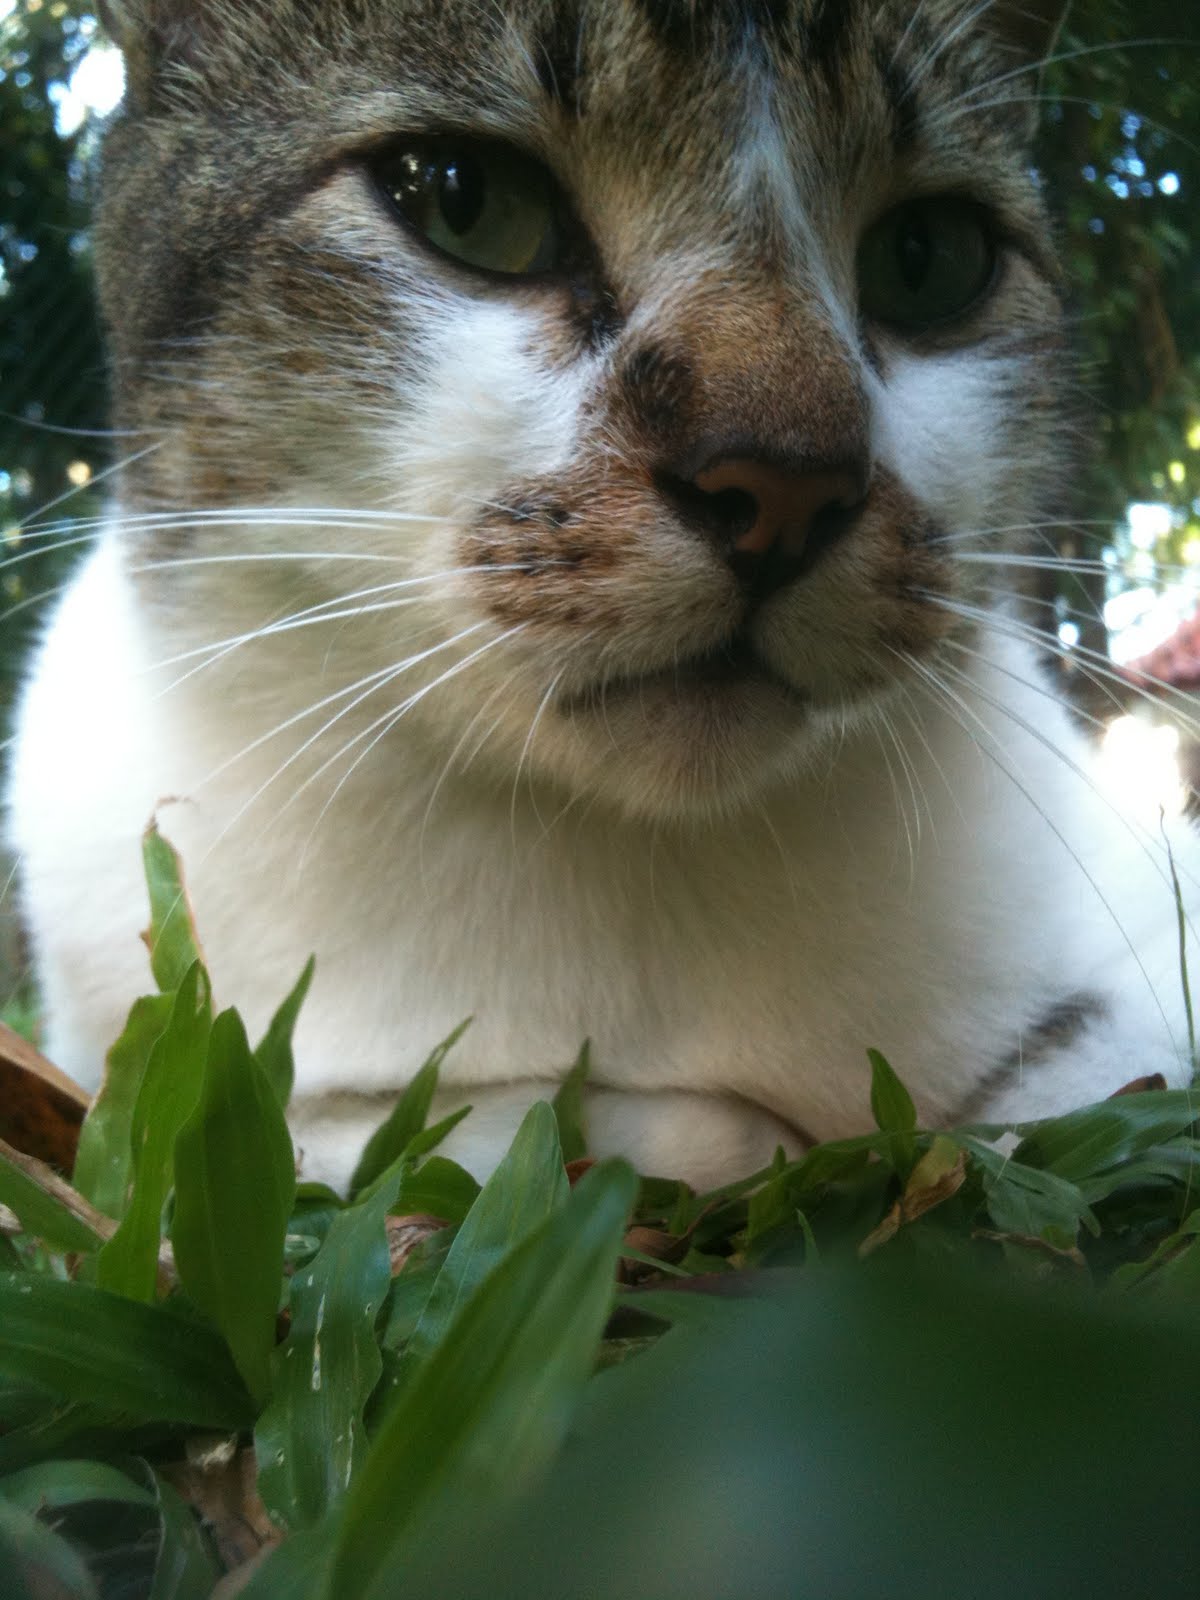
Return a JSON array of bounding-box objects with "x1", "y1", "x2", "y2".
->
[{"x1": 6, "y1": 0, "x2": 1197, "y2": 1195}]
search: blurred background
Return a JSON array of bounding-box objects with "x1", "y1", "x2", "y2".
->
[{"x1": 1, "y1": 0, "x2": 1199, "y2": 1027}]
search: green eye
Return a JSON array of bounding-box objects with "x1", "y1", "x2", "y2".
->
[
  {"x1": 373, "y1": 138, "x2": 562, "y2": 276},
  {"x1": 857, "y1": 199, "x2": 998, "y2": 333}
]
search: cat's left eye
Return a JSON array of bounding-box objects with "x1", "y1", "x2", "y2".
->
[
  {"x1": 371, "y1": 138, "x2": 563, "y2": 277},
  {"x1": 857, "y1": 198, "x2": 998, "y2": 334}
]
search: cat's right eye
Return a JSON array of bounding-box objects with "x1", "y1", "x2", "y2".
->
[
  {"x1": 856, "y1": 198, "x2": 999, "y2": 335},
  {"x1": 371, "y1": 137, "x2": 564, "y2": 278}
]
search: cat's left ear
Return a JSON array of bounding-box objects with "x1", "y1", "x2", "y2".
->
[{"x1": 987, "y1": 1, "x2": 1070, "y2": 63}]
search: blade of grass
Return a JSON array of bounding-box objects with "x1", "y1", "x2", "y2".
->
[
  {"x1": 171, "y1": 1010, "x2": 296, "y2": 1405},
  {"x1": 0, "y1": 1274, "x2": 254, "y2": 1428},
  {"x1": 348, "y1": 1021, "x2": 470, "y2": 1196},
  {"x1": 332, "y1": 1161, "x2": 637, "y2": 1600}
]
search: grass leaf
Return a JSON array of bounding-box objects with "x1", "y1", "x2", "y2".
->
[
  {"x1": 254, "y1": 956, "x2": 315, "y2": 1108},
  {"x1": 0, "y1": 1495, "x2": 100, "y2": 1600},
  {"x1": 98, "y1": 963, "x2": 212, "y2": 1302},
  {"x1": 394, "y1": 1101, "x2": 569, "y2": 1381},
  {"x1": 348, "y1": 1020, "x2": 470, "y2": 1197},
  {"x1": 72, "y1": 993, "x2": 174, "y2": 1218},
  {"x1": 141, "y1": 823, "x2": 205, "y2": 995},
  {"x1": 171, "y1": 1010, "x2": 296, "y2": 1405},
  {"x1": 0, "y1": 1138, "x2": 104, "y2": 1255},
  {"x1": 867, "y1": 1049, "x2": 917, "y2": 1172},
  {"x1": 552, "y1": 1040, "x2": 591, "y2": 1164},
  {"x1": 332, "y1": 1160, "x2": 637, "y2": 1600},
  {"x1": 0, "y1": 1459, "x2": 157, "y2": 1511},
  {"x1": 257, "y1": 1160, "x2": 409, "y2": 1531},
  {"x1": 1012, "y1": 1091, "x2": 1199, "y2": 1185},
  {"x1": 0, "y1": 1274, "x2": 254, "y2": 1428}
]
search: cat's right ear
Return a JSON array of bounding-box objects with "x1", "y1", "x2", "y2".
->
[{"x1": 96, "y1": 1, "x2": 208, "y2": 109}]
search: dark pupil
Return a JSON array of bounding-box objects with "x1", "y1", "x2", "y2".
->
[
  {"x1": 438, "y1": 155, "x2": 486, "y2": 236},
  {"x1": 897, "y1": 214, "x2": 931, "y2": 294}
]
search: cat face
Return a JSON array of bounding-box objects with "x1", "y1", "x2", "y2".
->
[{"x1": 96, "y1": 0, "x2": 1070, "y2": 821}]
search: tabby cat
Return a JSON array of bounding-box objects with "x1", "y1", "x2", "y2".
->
[{"x1": 7, "y1": 0, "x2": 1196, "y2": 1191}]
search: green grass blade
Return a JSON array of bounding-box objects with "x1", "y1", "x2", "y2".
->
[
  {"x1": 141, "y1": 823, "x2": 205, "y2": 994},
  {"x1": 98, "y1": 964, "x2": 212, "y2": 1301},
  {"x1": 171, "y1": 1010, "x2": 296, "y2": 1405},
  {"x1": 552, "y1": 1039, "x2": 591, "y2": 1163},
  {"x1": 72, "y1": 993, "x2": 174, "y2": 1218},
  {"x1": 0, "y1": 1274, "x2": 254, "y2": 1428},
  {"x1": 0, "y1": 1141, "x2": 103, "y2": 1255},
  {"x1": 0, "y1": 1459, "x2": 157, "y2": 1511},
  {"x1": 394, "y1": 1101, "x2": 569, "y2": 1382},
  {"x1": 254, "y1": 956, "x2": 315, "y2": 1108},
  {"x1": 147, "y1": 1466, "x2": 223, "y2": 1600},
  {"x1": 348, "y1": 1020, "x2": 470, "y2": 1197},
  {"x1": 332, "y1": 1160, "x2": 637, "y2": 1600},
  {"x1": 0, "y1": 1496, "x2": 100, "y2": 1600},
  {"x1": 257, "y1": 1162, "x2": 409, "y2": 1531},
  {"x1": 867, "y1": 1048, "x2": 917, "y2": 1172},
  {"x1": 1012, "y1": 1091, "x2": 1199, "y2": 1185},
  {"x1": 959, "y1": 1136, "x2": 1098, "y2": 1243}
]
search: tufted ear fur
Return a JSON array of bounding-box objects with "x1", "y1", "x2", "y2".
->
[
  {"x1": 987, "y1": 1, "x2": 1070, "y2": 63},
  {"x1": 96, "y1": 0, "x2": 213, "y2": 109}
]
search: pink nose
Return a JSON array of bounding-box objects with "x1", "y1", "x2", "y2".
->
[{"x1": 693, "y1": 457, "x2": 864, "y2": 558}]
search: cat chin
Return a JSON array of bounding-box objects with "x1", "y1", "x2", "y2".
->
[{"x1": 521, "y1": 674, "x2": 844, "y2": 824}]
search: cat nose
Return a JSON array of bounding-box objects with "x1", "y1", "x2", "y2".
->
[{"x1": 658, "y1": 454, "x2": 867, "y2": 598}]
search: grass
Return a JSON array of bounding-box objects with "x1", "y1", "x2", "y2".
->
[{"x1": 1, "y1": 826, "x2": 1199, "y2": 1598}]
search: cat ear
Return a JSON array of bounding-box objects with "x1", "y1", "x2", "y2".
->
[
  {"x1": 97, "y1": 1, "x2": 210, "y2": 108},
  {"x1": 987, "y1": 1, "x2": 1070, "y2": 63}
]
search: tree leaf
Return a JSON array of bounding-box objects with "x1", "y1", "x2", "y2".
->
[
  {"x1": 552, "y1": 1040, "x2": 591, "y2": 1164},
  {"x1": 98, "y1": 964, "x2": 212, "y2": 1302},
  {"x1": 256, "y1": 1159, "x2": 409, "y2": 1532},
  {"x1": 394, "y1": 1102, "x2": 569, "y2": 1382},
  {"x1": 0, "y1": 1138, "x2": 103, "y2": 1256},
  {"x1": 867, "y1": 1049, "x2": 917, "y2": 1172},
  {"x1": 332, "y1": 1160, "x2": 637, "y2": 1600},
  {"x1": 254, "y1": 957, "x2": 315, "y2": 1108},
  {"x1": 72, "y1": 993, "x2": 174, "y2": 1219},
  {"x1": 141, "y1": 822, "x2": 205, "y2": 995},
  {"x1": 171, "y1": 1010, "x2": 296, "y2": 1405},
  {"x1": 348, "y1": 1020, "x2": 470, "y2": 1197},
  {"x1": 0, "y1": 1274, "x2": 253, "y2": 1428}
]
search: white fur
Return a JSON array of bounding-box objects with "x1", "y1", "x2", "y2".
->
[{"x1": 9, "y1": 528, "x2": 1196, "y2": 1193}]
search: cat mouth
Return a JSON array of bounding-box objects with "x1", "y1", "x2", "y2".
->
[{"x1": 559, "y1": 633, "x2": 808, "y2": 715}]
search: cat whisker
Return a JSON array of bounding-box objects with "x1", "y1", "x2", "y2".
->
[
  {"x1": 510, "y1": 664, "x2": 570, "y2": 851},
  {"x1": 947, "y1": 35, "x2": 1188, "y2": 116},
  {"x1": 298, "y1": 624, "x2": 529, "y2": 860},
  {"x1": 12, "y1": 442, "x2": 165, "y2": 536},
  {"x1": 190, "y1": 621, "x2": 494, "y2": 879},
  {"x1": 900, "y1": 648, "x2": 1180, "y2": 1043},
  {"x1": 145, "y1": 563, "x2": 535, "y2": 680},
  {"x1": 921, "y1": 590, "x2": 1200, "y2": 743}
]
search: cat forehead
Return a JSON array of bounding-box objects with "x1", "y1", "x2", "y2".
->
[{"x1": 116, "y1": 0, "x2": 1019, "y2": 119}]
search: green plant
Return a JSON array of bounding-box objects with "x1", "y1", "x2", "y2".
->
[{"x1": 2, "y1": 828, "x2": 1200, "y2": 1598}]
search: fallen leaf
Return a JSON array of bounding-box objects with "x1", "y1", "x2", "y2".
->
[
  {"x1": 0, "y1": 1023, "x2": 90, "y2": 1171},
  {"x1": 1110, "y1": 1074, "x2": 1169, "y2": 1098},
  {"x1": 386, "y1": 1212, "x2": 451, "y2": 1274}
]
